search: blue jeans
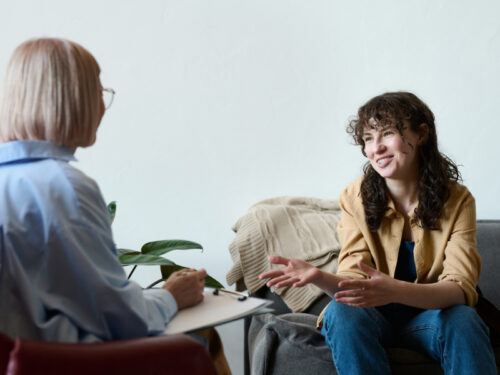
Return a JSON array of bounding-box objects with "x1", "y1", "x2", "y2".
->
[{"x1": 321, "y1": 300, "x2": 497, "y2": 375}]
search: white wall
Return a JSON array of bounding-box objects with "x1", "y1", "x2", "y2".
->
[{"x1": 1, "y1": 0, "x2": 499, "y2": 288}]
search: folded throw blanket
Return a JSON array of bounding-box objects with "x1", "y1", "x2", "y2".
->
[{"x1": 226, "y1": 196, "x2": 342, "y2": 312}]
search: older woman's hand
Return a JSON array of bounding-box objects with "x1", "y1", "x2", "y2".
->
[{"x1": 163, "y1": 268, "x2": 206, "y2": 310}]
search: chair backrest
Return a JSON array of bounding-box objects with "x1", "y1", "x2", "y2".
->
[
  {"x1": 5, "y1": 334, "x2": 217, "y2": 375},
  {"x1": 0, "y1": 332, "x2": 13, "y2": 375}
]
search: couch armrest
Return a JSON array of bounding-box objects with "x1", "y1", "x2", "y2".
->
[
  {"x1": 6, "y1": 334, "x2": 216, "y2": 375},
  {"x1": 477, "y1": 220, "x2": 500, "y2": 309}
]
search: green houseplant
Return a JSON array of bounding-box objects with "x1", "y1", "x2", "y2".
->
[{"x1": 107, "y1": 201, "x2": 223, "y2": 289}]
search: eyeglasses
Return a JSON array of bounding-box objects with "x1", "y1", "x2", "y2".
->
[{"x1": 102, "y1": 88, "x2": 115, "y2": 110}]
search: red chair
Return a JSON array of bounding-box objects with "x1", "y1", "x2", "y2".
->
[
  {"x1": 0, "y1": 333, "x2": 13, "y2": 375},
  {"x1": 1, "y1": 332, "x2": 216, "y2": 375}
]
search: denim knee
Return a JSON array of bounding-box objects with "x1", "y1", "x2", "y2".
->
[
  {"x1": 322, "y1": 300, "x2": 358, "y2": 332},
  {"x1": 321, "y1": 299, "x2": 384, "y2": 336},
  {"x1": 439, "y1": 305, "x2": 489, "y2": 338},
  {"x1": 321, "y1": 300, "x2": 393, "y2": 375}
]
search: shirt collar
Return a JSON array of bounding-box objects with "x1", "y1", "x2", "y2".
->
[
  {"x1": 384, "y1": 194, "x2": 417, "y2": 219},
  {"x1": 0, "y1": 140, "x2": 76, "y2": 165}
]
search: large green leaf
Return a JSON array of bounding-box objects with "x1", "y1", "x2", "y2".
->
[
  {"x1": 160, "y1": 264, "x2": 186, "y2": 279},
  {"x1": 107, "y1": 201, "x2": 116, "y2": 224},
  {"x1": 119, "y1": 252, "x2": 176, "y2": 266},
  {"x1": 160, "y1": 265, "x2": 224, "y2": 289},
  {"x1": 141, "y1": 240, "x2": 203, "y2": 256},
  {"x1": 204, "y1": 274, "x2": 224, "y2": 289},
  {"x1": 117, "y1": 248, "x2": 136, "y2": 256}
]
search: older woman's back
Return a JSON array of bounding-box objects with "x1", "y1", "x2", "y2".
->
[
  {"x1": 0, "y1": 140, "x2": 175, "y2": 342},
  {"x1": 0, "y1": 39, "x2": 178, "y2": 342}
]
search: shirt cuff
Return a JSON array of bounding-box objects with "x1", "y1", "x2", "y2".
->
[{"x1": 143, "y1": 288, "x2": 178, "y2": 322}]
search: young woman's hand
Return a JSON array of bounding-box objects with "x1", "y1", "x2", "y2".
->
[
  {"x1": 259, "y1": 255, "x2": 321, "y2": 289},
  {"x1": 334, "y1": 261, "x2": 399, "y2": 308}
]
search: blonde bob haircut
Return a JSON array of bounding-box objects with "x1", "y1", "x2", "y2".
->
[{"x1": 0, "y1": 38, "x2": 102, "y2": 148}]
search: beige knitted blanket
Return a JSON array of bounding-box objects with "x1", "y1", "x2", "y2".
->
[{"x1": 226, "y1": 196, "x2": 342, "y2": 312}]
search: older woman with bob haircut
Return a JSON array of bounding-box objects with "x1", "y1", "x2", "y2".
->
[
  {"x1": 0, "y1": 38, "x2": 206, "y2": 343},
  {"x1": 260, "y1": 92, "x2": 497, "y2": 374}
]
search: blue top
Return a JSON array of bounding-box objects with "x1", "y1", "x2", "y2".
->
[
  {"x1": 377, "y1": 240, "x2": 420, "y2": 320},
  {"x1": 0, "y1": 140, "x2": 177, "y2": 342},
  {"x1": 394, "y1": 240, "x2": 417, "y2": 282}
]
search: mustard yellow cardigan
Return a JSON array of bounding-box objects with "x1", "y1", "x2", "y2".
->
[{"x1": 335, "y1": 177, "x2": 480, "y2": 307}]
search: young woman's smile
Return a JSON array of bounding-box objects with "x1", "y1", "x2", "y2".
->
[{"x1": 363, "y1": 124, "x2": 421, "y2": 182}]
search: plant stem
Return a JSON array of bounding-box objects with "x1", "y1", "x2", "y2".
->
[
  {"x1": 128, "y1": 265, "x2": 137, "y2": 280},
  {"x1": 146, "y1": 278, "x2": 163, "y2": 289}
]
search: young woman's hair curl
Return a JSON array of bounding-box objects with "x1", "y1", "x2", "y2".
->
[{"x1": 347, "y1": 91, "x2": 461, "y2": 231}]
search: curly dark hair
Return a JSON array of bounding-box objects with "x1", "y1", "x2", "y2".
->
[{"x1": 347, "y1": 91, "x2": 461, "y2": 231}]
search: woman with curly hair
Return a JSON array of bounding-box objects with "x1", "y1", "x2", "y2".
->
[{"x1": 260, "y1": 92, "x2": 496, "y2": 374}]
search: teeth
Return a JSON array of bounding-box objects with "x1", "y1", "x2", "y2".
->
[{"x1": 377, "y1": 158, "x2": 389, "y2": 165}]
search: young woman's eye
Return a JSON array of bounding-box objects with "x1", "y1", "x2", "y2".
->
[
  {"x1": 383, "y1": 130, "x2": 394, "y2": 137},
  {"x1": 363, "y1": 136, "x2": 373, "y2": 143}
]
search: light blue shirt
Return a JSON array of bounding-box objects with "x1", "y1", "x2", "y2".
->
[{"x1": 0, "y1": 140, "x2": 177, "y2": 342}]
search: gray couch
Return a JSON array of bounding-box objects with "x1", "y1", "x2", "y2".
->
[{"x1": 245, "y1": 220, "x2": 500, "y2": 375}]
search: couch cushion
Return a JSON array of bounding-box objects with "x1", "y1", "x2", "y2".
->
[
  {"x1": 248, "y1": 313, "x2": 335, "y2": 375},
  {"x1": 248, "y1": 313, "x2": 500, "y2": 375}
]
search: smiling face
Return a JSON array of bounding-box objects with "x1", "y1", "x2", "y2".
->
[{"x1": 363, "y1": 121, "x2": 423, "y2": 182}]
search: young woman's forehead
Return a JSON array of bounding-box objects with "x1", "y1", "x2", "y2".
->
[
  {"x1": 364, "y1": 115, "x2": 409, "y2": 131},
  {"x1": 363, "y1": 120, "x2": 394, "y2": 132}
]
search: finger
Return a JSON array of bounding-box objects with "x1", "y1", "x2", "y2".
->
[
  {"x1": 293, "y1": 279, "x2": 309, "y2": 287},
  {"x1": 184, "y1": 271, "x2": 202, "y2": 282},
  {"x1": 196, "y1": 268, "x2": 207, "y2": 278},
  {"x1": 275, "y1": 277, "x2": 300, "y2": 289},
  {"x1": 177, "y1": 268, "x2": 196, "y2": 277},
  {"x1": 335, "y1": 296, "x2": 365, "y2": 305},
  {"x1": 266, "y1": 274, "x2": 293, "y2": 287},
  {"x1": 357, "y1": 261, "x2": 379, "y2": 277},
  {"x1": 259, "y1": 269, "x2": 285, "y2": 280},
  {"x1": 334, "y1": 289, "x2": 365, "y2": 299},
  {"x1": 268, "y1": 255, "x2": 291, "y2": 266},
  {"x1": 343, "y1": 301, "x2": 369, "y2": 308},
  {"x1": 338, "y1": 279, "x2": 368, "y2": 290}
]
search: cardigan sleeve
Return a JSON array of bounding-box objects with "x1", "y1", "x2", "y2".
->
[
  {"x1": 335, "y1": 182, "x2": 374, "y2": 280},
  {"x1": 437, "y1": 190, "x2": 480, "y2": 306}
]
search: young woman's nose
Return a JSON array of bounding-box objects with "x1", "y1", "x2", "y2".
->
[{"x1": 374, "y1": 138, "x2": 386, "y2": 153}]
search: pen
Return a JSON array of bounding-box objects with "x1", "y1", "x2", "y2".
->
[{"x1": 213, "y1": 288, "x2": 247, "y2": 301}]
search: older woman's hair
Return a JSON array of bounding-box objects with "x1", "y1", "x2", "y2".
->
[
  {"x1": 0, "y1": 38, "x2": 102, "y2": 148},
  {"x1": 347, "y1": 91, "x2": 461, "y2": 231}
]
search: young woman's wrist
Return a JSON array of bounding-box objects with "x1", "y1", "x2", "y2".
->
[
  {"x1": 311, "y1": 268, "x2": 324, "y2": 286},
  {"x1": 390, "y1": 278, "x2": 408, "y2": 305},
  {"x1": 313, "y1": 269, "x2": 343, "y2": 296}
]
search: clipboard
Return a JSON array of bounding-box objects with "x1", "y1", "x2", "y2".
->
[{"x1": 164, "y1": 288, "x2": 273, "y2": 334}]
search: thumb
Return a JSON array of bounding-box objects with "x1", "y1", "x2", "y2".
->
[
  {"x1": 268, "y1": 255, "x2": 291, "y2": 266},
  {"x1": 357, "y1": 261, "x2": 379, "y2": 277}
]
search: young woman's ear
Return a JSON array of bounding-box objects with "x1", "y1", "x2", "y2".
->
[{"x1": 418, "y1": 123, "x2": 429, "y2": 146}]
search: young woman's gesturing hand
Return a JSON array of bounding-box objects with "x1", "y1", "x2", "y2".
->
[
  {"x1": 259, "y1": 255, "x2": 321, "y2": 289},
  {"x1": 334, "y1": 261, "x2": 399, "y2": 308}
]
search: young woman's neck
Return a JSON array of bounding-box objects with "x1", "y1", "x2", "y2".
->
[{"x1": 385, "y1": 178, "x2": 419, "y2": 215}]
